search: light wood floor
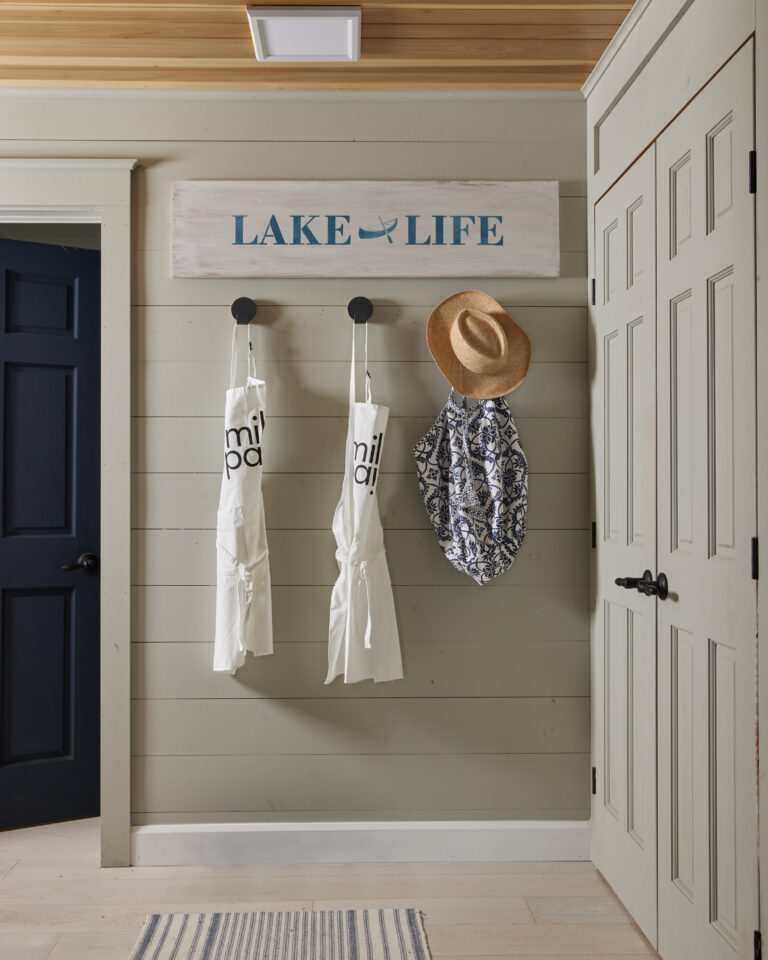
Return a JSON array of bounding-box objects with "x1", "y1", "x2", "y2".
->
[{"x1": 0, "y1": 819, "x2": 659, "y2": 960}]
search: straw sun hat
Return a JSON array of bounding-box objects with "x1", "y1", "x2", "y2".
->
[{"x1": 426, "y1": 290, "x2": 531, "y2": 399}]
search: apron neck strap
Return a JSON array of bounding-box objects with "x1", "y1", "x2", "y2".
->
[
  {"x1": 230, "y1": 323, "x2": 257, "y2": 389},
  {"x1": 349, "y1": 321, "x2": 372, "y2": 405}
]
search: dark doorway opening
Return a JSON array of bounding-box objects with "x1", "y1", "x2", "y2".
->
[{"x1": 0, "y1": 225, "x2": 101, "y2": 830}]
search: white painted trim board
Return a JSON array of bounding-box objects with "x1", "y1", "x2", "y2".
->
[
  {"x1": 132, "y1": 821, "x2": 590, "y2": 866},
  {"x1": 0, "y1": 160, "x2": 136, "y2": 866},
  {"x1": 0, "y1": 158, "x2": 138, "y2": 170}
]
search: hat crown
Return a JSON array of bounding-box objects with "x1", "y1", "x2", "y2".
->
[{"x1": 449, "y1": 308, "x2": 509, "y2": 374}]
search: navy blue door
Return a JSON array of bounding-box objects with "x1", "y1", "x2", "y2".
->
[{"x1": 0, "y1": 237, "x2": 100, "y2": 830}]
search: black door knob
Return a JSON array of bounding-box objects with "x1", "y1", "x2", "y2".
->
[
  {"x1": 615, "y1": 569, "x2": 668, "y2": 600},
  {"x1": 62, "y1": 552, "x2": 99, "y2": 573}
]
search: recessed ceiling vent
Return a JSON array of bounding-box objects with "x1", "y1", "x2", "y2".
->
[{"x1": 246, "y1": 7, "x2": 362, "y2": 62}]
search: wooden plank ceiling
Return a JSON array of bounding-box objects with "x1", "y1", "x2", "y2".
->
[{"x1": 0, "y1": 0, "x2": 632, "y2": 90}]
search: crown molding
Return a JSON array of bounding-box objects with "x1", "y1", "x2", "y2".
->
[{"x1": 0, "y1": 87, "x2": 583, "y2": 103}]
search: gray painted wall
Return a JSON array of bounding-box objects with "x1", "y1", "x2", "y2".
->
[{"x1": 0, "y1": 91, "x2": 588, "y2": 824}]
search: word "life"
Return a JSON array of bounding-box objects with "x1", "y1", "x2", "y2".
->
[{"x1": 232, "y1": 215, "x2": 504, "y2": 247}]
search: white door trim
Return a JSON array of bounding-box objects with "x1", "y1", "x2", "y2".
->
[
  {"x1": 0, "y1": 158, "x2": 137, "y2": 866},
  {"x1": 756, "y1": 0, "x2": 768, "y2": 943}
]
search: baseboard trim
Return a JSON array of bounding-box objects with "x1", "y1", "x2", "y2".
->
[{"x1": 131, "y1": 820, "x2": 590, "y2": 866}]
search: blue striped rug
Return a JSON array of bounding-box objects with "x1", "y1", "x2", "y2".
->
[{"x1": 129, "y1": 909, "x2": 431, "y2": 960}]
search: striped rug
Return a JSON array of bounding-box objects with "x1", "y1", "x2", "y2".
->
[{"x1": 128, "y1": 909, "x2": 431, "y2": 960}]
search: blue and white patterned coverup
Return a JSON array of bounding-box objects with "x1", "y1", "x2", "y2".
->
[{"x1": 412, "y1": 390, "x2": 528, "y2": 585}]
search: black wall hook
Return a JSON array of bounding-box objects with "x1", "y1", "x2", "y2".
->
[
  {"x1": 347, "y1": 296, "x2": 373, "y2": 324},
  {"x1": 231, "y1": 297, "x2": 257, "y2": 325}
]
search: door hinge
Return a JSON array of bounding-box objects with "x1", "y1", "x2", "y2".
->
[
  {"x1": 754, "y1": 929, "x2": 762, "y2": 960},
  {"x1": 591, "y1": 766, "x2": 597, "y2": 795},
  {"x1": 749, "y1": 151, "x2": 757, "y2": 194},
  {"x1": 591, "y1": 278, "x2": 596, "y2": 305},
  {"x1": 752, "y1": 537, "x2": 759, "y2": 580},
  {"x1": 591, "y1": 521, "x2": 597, "y2": 549}
]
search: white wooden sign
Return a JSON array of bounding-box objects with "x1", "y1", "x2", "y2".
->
[{"x1": 172, "y1": 180, "x2": 559, "y2": 278}]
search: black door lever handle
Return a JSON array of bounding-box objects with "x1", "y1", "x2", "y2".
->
[
  {"x1": 615, "y1": 569, "x2": 668, "y2": 600},
  {"x1": 62, "y1": 552, "x2": 99, "y2": 573},
  {"x1": 615, "y1": 576, "x2": 642, "y2": 590}
]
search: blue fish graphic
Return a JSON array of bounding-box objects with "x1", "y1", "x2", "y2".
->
[{"x1": 358, "y1": 217, "x2": 398, "y2": 243}]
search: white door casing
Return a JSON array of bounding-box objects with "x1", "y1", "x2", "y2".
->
[
  {"x1": 591, "y1": 146, "x2": 658, "y2": 945},
  {"x1": 0, "y1": 160, "x2": 135, "y2": 865},
  {"x1": 656, "y1": 44, "x2": 758, "y2": 960}
]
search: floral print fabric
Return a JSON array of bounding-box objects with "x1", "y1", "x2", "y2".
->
[{"x1": 412, "y1": 390, "x2": 528, "y2": 585}]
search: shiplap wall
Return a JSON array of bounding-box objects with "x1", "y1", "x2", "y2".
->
[{"x1": 0, "y1": 91, "x2": 588, "y2": 824}]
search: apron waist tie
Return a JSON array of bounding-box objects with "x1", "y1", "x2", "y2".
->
[
  {"x1": 335, "y1": 548, "x2": 384, "y2": 650},
  {"x1": 235, "y1": 548, "x2": 269, "y2": 623}
]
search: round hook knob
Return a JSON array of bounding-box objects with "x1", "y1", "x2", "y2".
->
[
  {"x1": 231, "y1": 298, "x2": 257, "y2": 325},
  {"x1": 347, "y1": 297, "x2": 373, "y2": 324}
]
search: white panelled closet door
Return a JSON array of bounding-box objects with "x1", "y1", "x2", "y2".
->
[
  {"x1": 592, "y1": 146, "x2": 658, "y2": 945},
  {"x1": 656, "y1": 44, "x2": 758, "y2": 960}
]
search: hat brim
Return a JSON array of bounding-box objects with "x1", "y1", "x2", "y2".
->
[{"x1": 427, "y1": 290, "x2": 531, "y2": 399}]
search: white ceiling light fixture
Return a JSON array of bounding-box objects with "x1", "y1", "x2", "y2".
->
[{"x1": 246, "y1": 7, "x2": 362, "y2": 63}]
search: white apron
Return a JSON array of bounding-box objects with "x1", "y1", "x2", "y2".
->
[
  {"x1": 213, "y1": 324, "x2": 273, "y2": 674},
  {"x1": 327, "y1": 324, "x2": 403, "y2": 684}
]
